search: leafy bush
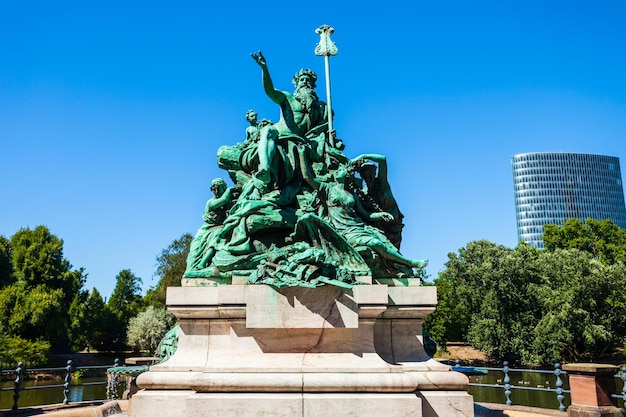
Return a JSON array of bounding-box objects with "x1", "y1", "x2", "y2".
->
[
  {"x1": 127, "y1": 306, "x2": 176, "y2": 353},
  {"x1": 0, "y1": 335, "x2": 50, "y2": 369}
]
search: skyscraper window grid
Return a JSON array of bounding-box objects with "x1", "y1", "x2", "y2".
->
[{"x1": 512, "y1": 152, "x2": 626, "y2": 248}]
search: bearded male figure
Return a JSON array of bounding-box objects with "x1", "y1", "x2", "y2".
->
[{"x1": 251, "y1": 51, "x2": 331, "y2": 186}]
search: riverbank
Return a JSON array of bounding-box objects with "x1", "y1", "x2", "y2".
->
[{"x1": 437, "y1": 344, "x2": 490, "y2": 366}]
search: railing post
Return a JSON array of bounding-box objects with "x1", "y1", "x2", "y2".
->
[
  {"x1": 554, "y1": 362, "x2": 566, "y2": 412},
  {"x1": 562, "y1": 363, "x2": 620, "y2": 417},
  {"x1": 503, "y1": 361, "x2": 512, "y2": 406},
  {"x1": 63, "y1": 359, "x2": 73, "y2": 404},
  {"x1": 12, "y1": 362, "x2": 24, "y2": 411},
  {"x1": 619, "y1": 366, "x2": 626, "y2": 409}
]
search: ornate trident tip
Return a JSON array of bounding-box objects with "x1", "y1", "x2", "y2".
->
[{"x1": 314, "y1": 24, "x2": 338, "y2": 57}]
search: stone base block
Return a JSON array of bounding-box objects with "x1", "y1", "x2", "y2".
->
[
  {"x1": 132, "y1": 391, "x2": 424, "y2": 417},
  {"x1": 302, "y1": 393, "x2": 422, "y2": 417},
  {"x1": 130, "y1": 390, "x2": 194, "y2": 417},
  {"x1": 130, "y1": 390, "x2": 476, "y2": 417},
  {"x1": 417, "y1": 391, "x2": 475, "y2": 417}
]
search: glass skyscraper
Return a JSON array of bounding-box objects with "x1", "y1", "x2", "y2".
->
[{"x1": 512, "y1": 152, "x2": 626, "y2": 248}]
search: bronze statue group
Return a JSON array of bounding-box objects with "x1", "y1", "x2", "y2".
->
[{"x1": 185, "y1": 52, "x2": 426, "y2": 287}]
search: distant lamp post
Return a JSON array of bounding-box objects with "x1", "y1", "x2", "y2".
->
[{"x1": 314, "y1": 24, "x2": 338, "y2": 148}]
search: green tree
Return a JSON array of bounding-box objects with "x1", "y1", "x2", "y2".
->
[
  {"x1": 463, "y1": 243, "x2": 543, "y2": 364},
  {"x1": 425, "y1": 240, "x2": 516, "y2": 346},
  {"x1": 10, "y1": 226, "x2": 85, "y2": 309},
  {"x1": 0, "y1": 282, "x2": 67, "y2": 345},
  {"x1": 0, "y1": 235, "x2": 14, "y2": 288},
  {"x1": 107, "y1": 269, "x2": 144, "y2": 348},
  {"x1": 427, "y1": 238, "x2": 626, "y2": 366},
  {"x1": 127, "y1": 306, "x2": 176, "y2": 352},
  {"x1": 108, "y1": 269, "x2": 144, "y2": 324},
  {"x1": 530, "y1": 249, "x2": 626, "y2": 364},
  {"x1": 69, "y1": 288, "x2": 119, "y2": 352},
  {"x1": 144, "y1": 233, "x2": 192, "y2": 308},
  {"x1": 543, "y1": 218, "x2": 626, "y2": 265},
  {"x1": 0, "y1": 226, "x2": 86, "y2": 350},
  {"x1": 68, "y1": 289, "x2": 89, "y2": 350}
]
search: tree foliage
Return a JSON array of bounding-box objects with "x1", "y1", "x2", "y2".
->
[
  {"x1": 69, "y1": 288, "x2": 119, "y2": 352},
  {"x1": 425, "y1": 238, "x2": 626, "y2": 366},
  {"x1": 0, "y1": 334, "x2": 50, "y2": 369},
  {"x1": 543, "y1": 218, "x2": 626, "y2": 265},
  {"x1": 466, "y1": 243, "x2": 543, "y2": 363},
  {"x1": 531, "y1": 251, "x2": 626, "y2": 363},
  {"x1": 0, "y1": 226, "x2": 85, "y2": 351},
  {"x1": 10, "y1": 226, "x2": 85, "y2": 309},
  {"x1": 144, "y1": 233, "x2": 192, "y2": 308},
  {"x1": 425, "y1": 241, "x2": 516, "y2": 347},
  {"x1": 127, "y1": 306, "x2": 176, "y2": 352},
  {"x1": 0, "y1": 235, "x2": 14, "y2": 288},
  {"x1": 0, "y1": 283, "x2": 67, "y2": 343},
  {"x1": 108, "y1": 269, "x2": 144, "y2": 324},
  {"x1": 105, "y1": 269, "x2": 144, "y2": 348}
]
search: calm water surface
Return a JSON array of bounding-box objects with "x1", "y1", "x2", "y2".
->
[{"x1": 468, "y1": 368, "x2": 575, "y2": 409}]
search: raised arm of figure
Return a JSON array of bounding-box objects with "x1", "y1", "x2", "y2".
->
[
  {"x1": 351, "y1": 153, "x2": 388, "y2": 180},
  {"x1": 205, "y1": 187, "x2": 235, "y2": 212},
  {"x1": 251, "y1": 50, "x2": 286, "y2": 105}
]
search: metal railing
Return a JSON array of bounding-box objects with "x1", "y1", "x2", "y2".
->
[
  {"x1": 1, "y1": 358, "x2": 119, "y2": 411},
  {"x1": 457, "y1": 360, "x2": 626, "y2": 411},
  {"x1": 5, "y1": 357, "x2": 626, "y2": 412},
  {"x1": 454, "y1": 360, "x2": 570, "y2": 411}
]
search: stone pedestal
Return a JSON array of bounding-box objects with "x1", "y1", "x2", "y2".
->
[
  {"x1": 131, "y1": 284, "x2": 473, "y2": 417},
  {"x1": 562, "y1": 363, "x2": 625, "y2": 417}
]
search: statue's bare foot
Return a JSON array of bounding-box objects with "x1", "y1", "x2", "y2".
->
[{"x1": 413, "y1": 259, "x2": 428, "y2": 268}]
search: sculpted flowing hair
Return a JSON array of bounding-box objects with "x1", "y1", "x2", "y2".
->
[{"x1": 292, "y1": 68, "x2": 317, "y2": 88}]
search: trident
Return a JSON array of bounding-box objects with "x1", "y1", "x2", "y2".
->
[{"x1": 314, "y1": 24, "x2": 338, "y2": 148}]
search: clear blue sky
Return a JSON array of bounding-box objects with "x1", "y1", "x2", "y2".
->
[{"x1": 2, "y1": 1, "x2": 625, "y2": 297}]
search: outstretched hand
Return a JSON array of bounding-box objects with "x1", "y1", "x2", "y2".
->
[
  {"x1": 372, "y1": 212, "x2": 393, "y2": 222},
  {"x1": 251, "y1": 50, "x2": 266, "y2": 67}
]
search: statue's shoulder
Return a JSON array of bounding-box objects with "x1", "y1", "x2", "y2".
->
[{"x1": 280, "y1": 90, "x2": 296, "y2": 101}]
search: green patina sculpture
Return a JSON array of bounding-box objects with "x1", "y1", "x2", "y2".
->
[
  {"x1": 185, "y1": 178, "x2": 236, "y2": 277},
  {"x1": 156, "y1": 325, "x2": 179, "y2": 362},
  {"x1": 297, "y1": 146, "x2": 424, "y2": 271},
  {"x1": 350, "y1": 154, "x2": 405, "y2": 249},
  {"x1": 185, "y1": 27, "x2": 426, "y2": 287}
]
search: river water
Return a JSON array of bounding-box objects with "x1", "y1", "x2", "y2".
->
[{"x1": 467, "y1": 369, "x2": 571, "y2": 409}]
